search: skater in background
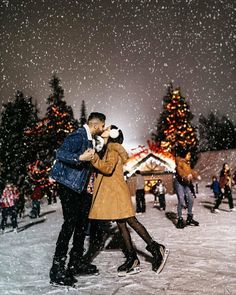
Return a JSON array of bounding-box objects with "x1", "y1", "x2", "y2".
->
[
  {"x1": 151, "y1": 179, "x2": 167, "y2": 210},
  {"x1": 29, "y1": 185, "x2": 43, "y2": 218},
  {"x1": 15, "y1": 175, "x2": 27, "y2": 218},
  {"x1": 174, "y1": 150, "x2": 201, "y2": 229},
  {"x1": 89, "y1": 125, "x2": 169, "y2": 276},
  {"x1": 0, "y1": 183, "x2": 19, "y2": 233},
  {"x1": 210, "y1": 176, "x2": 221, "y2": 199},
  {"x1": 212, "y1": 163, "x2": 235, "y2": 213},
  {"x1": 135, "y1": 170, "x2": 146, "y2": 214}
]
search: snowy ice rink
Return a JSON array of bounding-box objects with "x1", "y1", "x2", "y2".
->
[{"x1": 0, "y1": 183, "x2": 235, "y2": 295}]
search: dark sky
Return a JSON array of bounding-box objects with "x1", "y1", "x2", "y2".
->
[{"x1": 1, "y1": 0, "x2": 235, "y2": 150}]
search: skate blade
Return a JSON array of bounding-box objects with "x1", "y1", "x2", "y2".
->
[
  {"x1": 118, "y1": 267, "x2": 141, "y2": 277},
  {"x1": 50, "y1": 281, "x2": 77, "y2": 289},
  {"x1": 155, "y1": 249, "x2": 170, "y2": 274}
]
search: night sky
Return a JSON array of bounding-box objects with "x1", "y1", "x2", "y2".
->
[{"x1": 1, "y1": 0, "x2": 235, "y2": 149}]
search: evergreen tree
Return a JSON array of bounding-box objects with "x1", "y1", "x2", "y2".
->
[
  {"x1": 0, "y1": 91, "x2": 39, "y2": 185},
  {"x1": 26, "y1": 74, "x2": 78, "y2": 160},
  {"x1": 79, "y1": 100, "x2": 87, "y2": 127},
  {"x1": 199, "y1": 113, "x2": 236, "y2": 151},
  {"x1": 25, "y1": 74, "x2": 78, "y2": 190},
  {"x1": 153, "y1": 84, "x2": 198, "y2": 159},
  {"x1": 44, "y1": 74, "x2": 79, "y2": 154}
]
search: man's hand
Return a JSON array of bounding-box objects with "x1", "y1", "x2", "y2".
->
[{"x1": 79, "y1": 149, "x2": 95, "y2": 161}]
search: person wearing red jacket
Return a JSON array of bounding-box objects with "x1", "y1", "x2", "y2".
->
[{"x1": 0, "y1": 183, "x2": 19, "y2": 233}]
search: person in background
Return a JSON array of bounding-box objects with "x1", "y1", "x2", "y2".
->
[
  {"x1": 89, "y1": 125, "x2": 169, "y2": 276},
  {"x1": 212, "y1": 163, "x2": 235, "y2": 213},
  {"x1": 29, "y1": 185, "x2": 42, "y2": 218},
  {"x1": 135, "y1": 170, "x2": 146, "y2": 214},
  {"x1": 151, "y1": 179, "x2": 167, "y2": 210},
  {"x1": 49, "y1": 112, "x2": 106, "y2": 287},
  {"x1": 174, "y1": 150, "x2": 201, "y2": 229},
  {"x1": 0, "y1": 183, "x2": 19, "y2": 233},
  {"x1": 210, "y1": 176, "x2": 221, "y2": 199}
]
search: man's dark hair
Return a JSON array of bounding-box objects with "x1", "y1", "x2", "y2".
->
[
  {"x1": 136, "y1": 170, "x2": 141, "y2": 174},
  {"x1": 88, "y1": 112, "x2": 106, "y2": 122}
]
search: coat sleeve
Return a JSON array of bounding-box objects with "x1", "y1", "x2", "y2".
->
[
  {"x1": 91, "y1": 150, "x2": 118, "y2": 175},
  {"x1": 56, "y1": 133, "x2": 84, "y2": 166}
]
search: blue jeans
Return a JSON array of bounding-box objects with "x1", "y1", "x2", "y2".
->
[{"x1": 174, "y1": 179, "x2": 194, "y2": 218}]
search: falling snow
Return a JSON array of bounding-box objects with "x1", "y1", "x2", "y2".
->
[{"x1": 0, "y1": 0, "x2": 235, "y2": 147}]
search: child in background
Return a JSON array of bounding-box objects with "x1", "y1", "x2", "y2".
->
[
  {"x1": 151, "y1": 179, "x2": 167, "y2": 210},
  {"x1": 0, "y1": 183, "x2": 19, "y2": 233},
  {"x1": 210, "y1": 176, "x2": 221, "y2": 199}
]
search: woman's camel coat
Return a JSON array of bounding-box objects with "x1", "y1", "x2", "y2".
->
[{"x1": 89, "y1": 143, "x2": 135, "y2": 220}]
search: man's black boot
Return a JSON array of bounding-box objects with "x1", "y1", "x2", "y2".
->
[
  {"x1": 50, "y1": 258, "x2": 77, "y2": 286},
  {"x1": 68, "y1": 255, "x2": 99, "y2": 276}
]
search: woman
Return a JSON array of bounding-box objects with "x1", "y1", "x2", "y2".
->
[
  {"x1": 174, "y1": 150, "x2": 200, "y2": 229},
  {"x1": 212, "y1": 163, "x2": 235, "y2": 213},
  {"x1": 89, "y1": 125, "x2": 169, "y2": 276}
]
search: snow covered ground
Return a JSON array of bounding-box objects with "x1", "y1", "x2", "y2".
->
[{"x1": 0, "y1": 182, "x2": 235, "y2": 295}]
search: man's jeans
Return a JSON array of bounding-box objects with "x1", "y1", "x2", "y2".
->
[{"x1": 53, "y1": 184, "x2": 92, "y2": 262}]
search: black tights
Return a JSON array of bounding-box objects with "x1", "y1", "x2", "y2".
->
[{"x1": 116, "y1": 216, "x2": 153, "y2": 252}]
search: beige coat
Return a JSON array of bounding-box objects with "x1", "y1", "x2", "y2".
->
[{"x1": 89, "y1": 143, "x2": 135, "y2": 220}]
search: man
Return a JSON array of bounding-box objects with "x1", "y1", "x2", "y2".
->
[
  {"x1": 135, "y1": 170, "x2": 146, "y2": 213},
  {"x1": 49, "y1": 112, "x2": 106, "y2": 286}
]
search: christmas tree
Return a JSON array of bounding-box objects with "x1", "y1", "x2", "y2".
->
[
  {"x1": 0, "y1": 91, "x2": 39, "y2": 186},
  {"x1": 152, "y1": 84, "x2": 198, "y2": 158},
  {"x1": 25, "y1": 75, "x2": 78, "y2": 195},
  {"x1": 44, "y1": 74, "x2": 79, "y2": 153},
  {"x1": 79, "y1": 100, "x2": 87, "y2": 127}
]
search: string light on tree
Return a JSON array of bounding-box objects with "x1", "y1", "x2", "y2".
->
[{"x1": 151, "y1": 83, "x2": 198, "y2": 158}]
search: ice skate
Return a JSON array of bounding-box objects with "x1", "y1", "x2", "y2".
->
[
  {"x1": 117, "y1": 251, "x2": 141, "y2": 277},
  {"x1": 146, "y1": 241, "x2": 169, "y2": 274},
  {"x1": 68, "y1": 256, "x2": 99, "y2": 276},
  {"x1": 176, "y1": 217, "x2": 185, "y2": 229},
  {"x1": 211, "y1": 208, "x2": 220, "y2": 213},
  {"x1": 153, "y1": 201, "x2": 158, "y2": 207},
  {"x1": 50, "y1": 259, "x2": 77, "y2": 287},
  {"x1": 186, "y1": 214, "x2": 199, "y2": 226}
]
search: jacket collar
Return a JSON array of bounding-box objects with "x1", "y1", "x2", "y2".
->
[{"x1": 83, "y1": 124, "x2": 93, "y2": 141}]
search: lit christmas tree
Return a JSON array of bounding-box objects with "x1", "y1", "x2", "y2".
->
[
  {"x1": 44, "y1": 74, "x2": 79, "y2": 151},
  {"x1": 152, "y1": 84, "x2": 198, "y2": 158},
  {"x1": 25, "y1": 75, "x2": 78, "y2": 196}
]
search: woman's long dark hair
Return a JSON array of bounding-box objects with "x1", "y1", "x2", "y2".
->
[{"x1": 220, "y1": 163, "x2": 231, "y2": 177}]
